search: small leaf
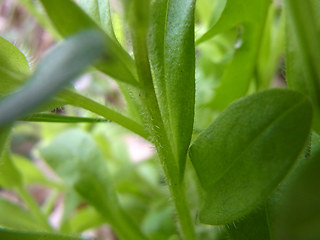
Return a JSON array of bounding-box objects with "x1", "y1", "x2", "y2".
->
[
  {"x1": 39, "y1": 0, "x2": 138, "y2": 85},
  {"x1": 0, "y1": 30, "x2": 104, "y2": 127},
  {"x1": 0, "y1": 198, "x2": 39, "y2": 231},
  {"x1": 0, "y1": 229, "x2": 86, "y2": 240},
  {"x1": 189, "y1": 89, "x2": 312, "y2": 224}
]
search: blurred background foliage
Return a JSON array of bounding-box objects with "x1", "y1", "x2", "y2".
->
[{"x1": 0, "y1": 0, "x2": 299, "y2": 239}]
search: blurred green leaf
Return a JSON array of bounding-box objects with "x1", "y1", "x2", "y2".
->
[
  {"x1": 274, "y1": 133, "x2": 320, "y2": 240},
  {"x1": 0, "y1": 30, "x2": 104, "y2": 127},
  {"x1": 226, "y1": 207, "x2": 271, "y2": 239},
  {"x1": 198, "y1": 0, "x2": 271, "y2": 110},
  {"x1": 39, "y1": 0, "x2": 138, "y2": 85},
  {"x1": 0, "y1": 37, "x2": 29, "y2": 94},
  {"x1": 285, "y1": 0, "x2": 320, "y2": 134},
  {"x1": 12, "y1": 154, "x2": 59, "y2": 188},
  {"x1": 68, "y1": 207, "x2": 105, "y2": 233},
  {"x1": 0, "y1": 127, "x2": 23, "y2": 188},
  {"x1": 76, "y1": 0, "x2": 116, "y2": 38},
  {"x1": 149, "y1": 0, "x2": 196, "y2": 174},
  {"x1": 0, "y1": 198, "x2": 39, "y2": 231},
  {"x1": 189, "y1": 89, "x2": 312, "y2": 224},
  {"x1": 40, "y1": 129, "x2": 147, "y2": 240},
  {"x1": 0, "y1": 229, "x2": 86, "y2": 240}
]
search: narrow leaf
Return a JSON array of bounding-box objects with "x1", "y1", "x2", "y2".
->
[
  {"x1": 0, "y1": 229, "x2": 86, "y2": 240},
  {"x1": 19, "y1": 113, "x2": 109, "y2": 123},
  {"x1": 149, "y1": 0, "x2": 196, "y2": 174},
  {"x1": 0, "y1": 30, "x2": 104, "y2": 127},
  {"x1": 189, "y1": 89, "x2": 312, "y2": 224},
  {"x1": 39, "y1": 0, "x2": 138, "y2": 85}
]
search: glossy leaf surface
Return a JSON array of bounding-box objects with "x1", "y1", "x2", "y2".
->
[
  {"x1": 189, "y1": 89, "x2": 312, "y2": 224},
  {"x1": 0, "y1": 30, "x2": 104, "y2": 127},
  {"x1": 39, "y1": 0, "x2": 137, "y2": 85}
]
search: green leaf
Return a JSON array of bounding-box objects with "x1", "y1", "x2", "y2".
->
[
  {"x1": 0, "y1": 127, "x2": 23, "y2": 188},
  {"x1": 0, "y1": 229, "x2": 86, "y2": 240},
  {"x1": 226, "y1": 207, "x2": 271, "y2": 240},
  {"x1": 40, "y1": 129, "x2": 147, "y2": 240},
  {"x1": 149, "y1": 0, "x2": 196, "y2": 174},
  {"x1": 198, "y1": 0, "x2": 271, "y2": 110},
  {"x1": 274, "y1": 133, "x2": 320, "y2": 240},
  {"x1": 285, "y1": 0, "x2": 320, "y2": 134},
  {"x1": 76, "y1": 0, "x2": 115, "y2": 38},
  {"x1": 39, "y1": 0, "x2": 138, "y2": 85},
  {"x1": 19, "y1": 113, "x2": 109, "y2": 123},
  {"x1": 0, "y1": 30, "x2": 104, "y2": 127},
  {"x1": 189, "y1": 89, "x2": 312, "y2": 225},
  {"x1": 12, "y1": 154, "x2": 60, "y2": 188},
  {"x1": 0, "y1": 198, "x2": 39, "y2": 231},
  {"x1": 0, "y1": 37, "x2": 29, "y2": 94}
]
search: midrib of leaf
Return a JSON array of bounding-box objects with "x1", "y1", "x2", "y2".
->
[{"x1": 207, "y1": 98, "x2": 307, "y2": 189}]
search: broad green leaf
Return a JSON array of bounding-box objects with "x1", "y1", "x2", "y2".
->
[
  {"x1": 0, "y1": 198, "x2": 39, "y2": 231},
  {"x1": 0, "y1": 229, "x2": 86, "y2": 240},
  {"x1": 149, "y1": 0, "x2": 196, "y2": 174},
  {"x1": 0, "y1": 37, "x2": 29, "y2": 94},
  {"x1": 189, "y1": 89, "x2": 312, "y2": 224},
  {"x1": 285, "y1": 0, "x2": 320, "y2": 133},
  {"x1": 0, "y1": 30, "x2": 104, "y2": 127},
  {"x1": 274, "y1": 133, "x2": 320, "y2": 240},
  {"x1": 198, "y1": 0, "x2": 271, "y2": 110},
  {"x1": 40, "y1": 129, "x2": 147, "y2": 240},
  {"x1": 226, "y1": 207, "x2": 271, "y2": 240},
  {"x1": 19, "y1": 113, "x2": 109, "y2": 123},
  {"x1": 39, "y1": 0, "x2": 138, "y2": 85}
]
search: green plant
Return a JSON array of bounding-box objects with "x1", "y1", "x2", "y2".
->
[{"x1": 0, "y1": 0, "x2": 319, "y2": 239}]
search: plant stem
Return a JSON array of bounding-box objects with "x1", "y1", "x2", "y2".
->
[
  {"x1": 58, "y1": 90, "x2": 149, "y2": 139},
  {"x1": 129, "y1": 2, "x2": 197, "y2": 238},
  {"x1": 16, "y1": 186, "x2": 53, "y2": 232}
]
